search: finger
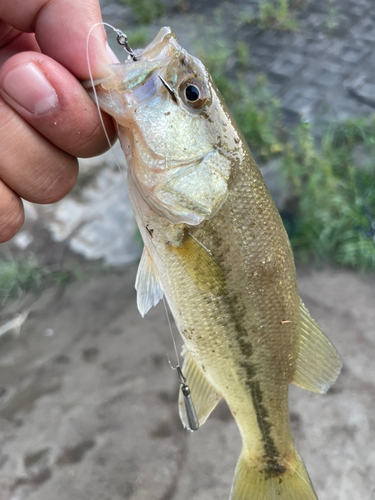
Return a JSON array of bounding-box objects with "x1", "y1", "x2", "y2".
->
[
  {"x1": 0, "y1": 52, "x2": 116, "y2": 158},
  {"x1": 0, "y1": 97, "x2": 78, "y2": 204},
  {"x1": 0, "y1": 0, "x2": 113, "y2": 79},
  {"x1": 0, "y1": 31, "x2": 41, "y2": 66},
  {"x1": 0, "y1": 180, "x2": 24, "y2": 243}
]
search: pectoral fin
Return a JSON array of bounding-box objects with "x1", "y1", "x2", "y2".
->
[
  {"x1": 292, "y1": 301, "x2": 342, "y2": 394},
  {"x1": 179, "y1": 347, "x2": 222, "y2": 428},
  {"x1": 135, "y1": 247, "x2": 164, "y2": 317}
]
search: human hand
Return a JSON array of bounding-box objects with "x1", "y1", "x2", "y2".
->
[{"x1": 0, "y1": 0, "x2": 117, "y2": 243}]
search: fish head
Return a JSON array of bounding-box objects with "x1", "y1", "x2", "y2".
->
[{"x1": 94, "y1": 27, "x2": 241, "y2": 225}]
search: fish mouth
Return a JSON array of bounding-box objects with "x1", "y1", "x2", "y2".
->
[
  {"x1": 83, "y1": 26, "x2": 186, "y2": 127},
  {"x1": 141, "y1": 26, "x2": 181, "y2": 62},
  {"x1": 83, "y1": 27, "x2": 180, "y2": 93}
]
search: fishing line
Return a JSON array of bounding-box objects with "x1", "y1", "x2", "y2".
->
[
  {"x1": 162, "y1": 295, "x2": 199, "y2": 431},
  {"x1": 157, "y1": 98, "x2": 183, "y2": 372},
  {"x1": 126, "y1": 176, "x2": 185, "y2": 377},
  {"x1": 127, "y1": 174, "x2": 183, "y2": 374},
  {"x1": 87, "y1": 23, "x2": 188, "y2": 393},
  {"x1": 85, "y1": 22, "x2": 128, "y2": 188},
  {"x1": 162, "y1": 296, "x2": 181, "y2": 369}
]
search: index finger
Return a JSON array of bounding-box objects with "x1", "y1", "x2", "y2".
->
[{"x1": 0, "y1": 0, "x2": 112, "y2": 79}]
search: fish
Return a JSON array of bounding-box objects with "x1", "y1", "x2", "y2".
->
[{"x1": 90, "y1": 27, "x2": 342, "y2": 500}]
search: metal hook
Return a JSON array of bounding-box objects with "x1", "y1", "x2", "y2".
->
[
  {"x1": 114, "y1": 29, "x2": 138, "y2": 61},
  {"x1": 167, "y1": 353, "x2": 179, "y2": 371},
  {"x1": 158, "y1": 75, "x2": 178, "y2": 103}
]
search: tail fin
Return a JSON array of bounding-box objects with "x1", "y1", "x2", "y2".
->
[{"x1": 230, "y1": 451, "x2": 318, "y2": 500}]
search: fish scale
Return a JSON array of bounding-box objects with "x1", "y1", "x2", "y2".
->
[{"x1": 163, "y1": 157, "x2": 297, "y2": 460}]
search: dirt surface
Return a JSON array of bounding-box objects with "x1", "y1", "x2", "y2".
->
[{"x1": 0, "y1": 263, "x2": 373, "y2": 500}]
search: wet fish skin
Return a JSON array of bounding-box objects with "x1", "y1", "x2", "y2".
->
[{"x1": 92, "y1": 27, "x2": 341, "y2": 500}]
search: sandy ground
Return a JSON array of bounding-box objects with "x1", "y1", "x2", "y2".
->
[{"x1": 0, "y1": 262, "x2": 373, "y2": 500}]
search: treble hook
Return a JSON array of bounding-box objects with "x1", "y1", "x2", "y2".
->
[{"x1": 114, "y1": 29, "x2": 138, "y2": 61}]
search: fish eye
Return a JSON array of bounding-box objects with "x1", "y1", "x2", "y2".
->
[
  {"x1": 185, "y1": 85, "x2": 200, "y2": 102},
  {"x1": 180, "y1": 80, "x2": 207, "y2": 109}
]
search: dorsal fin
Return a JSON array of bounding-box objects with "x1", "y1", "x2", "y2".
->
[
  {"x1": 292, "y1": 301, "x2": 342, "y2": 394},
  {"x1": 135, "y1": 247, "x2": 164, "y2": 317},
  {"x1": 179, "y1": 347, "x2": 222, "y2": 428}
]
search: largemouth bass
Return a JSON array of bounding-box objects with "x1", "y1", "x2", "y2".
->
[{"x1": 91, "y1": 27, "x2": 342, "y2": 500}]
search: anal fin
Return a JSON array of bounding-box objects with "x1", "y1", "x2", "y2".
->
[
  {"x1": 179, "y1": 347, "x2": 222, "y2": 428},
  {"x1": 135, "y1": 247, "x2": 164, "y2": 317},
  {"x1": 292, "y1": 301, "x2": 342, "y2": 394}
]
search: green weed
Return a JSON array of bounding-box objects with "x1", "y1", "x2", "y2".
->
[
  {"x1": 195, "y1": 36, "x2": 235, "y2": 104},
  {"x1": 282, "y1": 120, "x2": 375, "y2": 270},
  {"x1": 213, "y1": 7, "x2": 224, "y2": 25},
  {"x1": 235, "y1": 8, "x2": 255, "y2": 28},
  {"x1": 260, "y1": 0, "x2": 291, "y2": 29},
  {"x1": 0, "y1": 257, "x2": 44, "y2": 304},
  {"x1": 232, "y1": 76, "x2": 284, "y2": 160},
  {"x1": 120, "y1": 0, "x2": 167, "y2": 24},
  {"x1": 0, "y1": 256, "x2": 82, "y2": 304},
  {"x1": 236, "y1": 41, "x2": 251, "y2": 70},
  {"x1": 325, "y1": 7, "x2": 339, "y2": 32},
  {"x1": 49, "y1": 269, "x2": 83, "y2": 286},
  {"x1": 125, "y1": 27, "x2": 148, "y2": 47},
  {"x1": 236, "y1": 0, "x2": 302, "y2": 31}
]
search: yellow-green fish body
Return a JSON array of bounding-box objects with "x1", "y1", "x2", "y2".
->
[{"x1": 93, "y1": 27, "x2": 342, "y2": 500}]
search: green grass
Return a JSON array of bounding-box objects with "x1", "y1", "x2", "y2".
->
[
  {"x1": 0, "y1": 256, "x2": 82, "y2": 305},
  {"x1": 235, "y1": 8, "x2": 255, "y2": 28},
  {"x1": 236, "y1": 41, "x2": 251, "y2": 70},
  {"x1": 282, "y1": 120, "x2": 375, "y2": 270},
  {"x1": 232, "y1": 76, "x2": 284, "y2": 160},
  {"x1": 0, "y1": 257, "x2": 44, "y2": 304},
  {"x1": 325, "y1": 7, "x2": 339, "y2": 32},
  {"x1": 125, "y1": 27, "x2": 148, "y2": 48},
  {"x1": 195, "y1": 39, "x2": 235, "y2": 105},
  {"x1": 259, "y1": 0, "x2": 299, "y2": 30},
  {"x1": 119, "y1": 0, "x2": 167, "y2": 24},
  {"x1": 236, "y1": 0, "x2": 302, "y2": 31},
  {"x1": 118, "y1": 0, "x2": 304, "y2": 30}
]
